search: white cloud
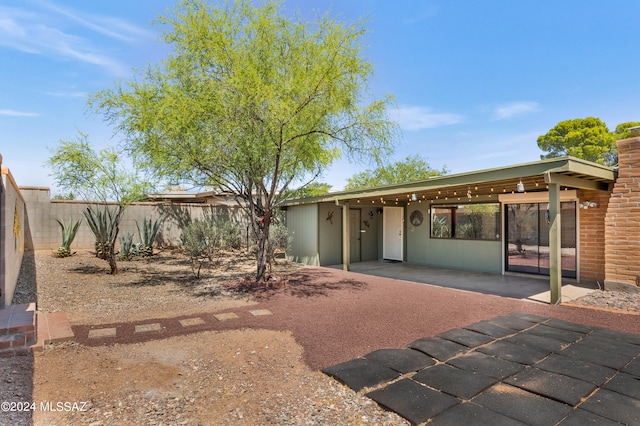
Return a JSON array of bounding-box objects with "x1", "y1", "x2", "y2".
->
[
  {"x1": 491, "y1": 101, "x2": 540, "y2": 120},
  {"x1": 0, "y1": 3, "x2": 152, "y2": 76},
  {"x1": 0, "y1": 109, "x2": 41, "y2": 117},
  {"x1": 46, "y1": 90, "x2": 88, "y2": 98},
  {"x1": 393, "y1": 105, "x2": 463, "y2": 131}
]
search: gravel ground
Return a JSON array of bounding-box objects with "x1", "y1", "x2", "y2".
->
[{"x1": 2, "y1": 249, "x2": 639, "y2": 425}]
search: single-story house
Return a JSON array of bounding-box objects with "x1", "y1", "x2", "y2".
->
[{"x1": 282, "y1": 132, "x2": 640, "y2": 304}]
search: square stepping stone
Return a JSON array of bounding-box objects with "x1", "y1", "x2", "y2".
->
[
  {"x1": 135, "y1": 323, "x2": 162, "y2": 333},
  {"x1": 590, "y1": 328, "x2": 640, "y2": 346},
  {"x1": 603, "y1": 372, "x2": 640, "y2": 399},
  {"x1": 579, "y1": 388, "x2": 640, "y2": 425},
  {"x1": 527, "y1": 324, "x2": 585, "y2": 343},
  {"x1": 535, "y1": 353, "x2": 616, "y2": 386},
  {"x1": 179, "y1": 317, "x2": 206, "y2": 327},
  {"x1": 430, "y1": 402, "x2": 528, "y2": 426},
  {"x1": 437, "y1": 328, "x2": 495, "y2": 348},
  {"x1": 447, "y1": 351, "x2": 524, "y2": 380},
  {"x1": 478, "y1": 340, "x2": 549, "y2": 365},
  {"x1": 366, "y1": 378, "x2": 459, "y2": 425},
  {"x1": 214, "y1": 312, "x2": 240, "y2": 321},
  {"x1": 577, "y1": 335, "x2": 640, "y2": 357},
  {"x1": 363, "y1": 348, "x2": 434, "y2": 374},
  {"x1": 557, "y1": 408, "x2": 622, "y2": 426},
  {"x1": 472, "y1": 383, "x2": 572, "y2": 426},
  {"x1": 504, "y1": 367, "x2": 596, "y2": 406},
  {"x1": 322, "y1": 358, "x2": 399, "y2": 392},
  {"x1": 622, "y1": 357, "x2": 640, "y2": 377},
  {"x1": 249, "y1": 309, "x2": 273, "y2": 316},
  {"x1": 542, "y1": 318, "x2": 592, "y2": 334},
  {"x1": 408, "y1": 337, "x2": 469, "y2": 361},
  {"x1": 559, "y1": 343, "x2": 633, "y2": 370},
  {"x1": 504, "y1": 332, "x2": 567, "y2": 353},
  {"x1": 413, "y1": 364, "x2": 498, "y2": 399},
  {"x1": 88, "y1": 328, "x2": 117, "y2": 339},
  {"x1": 463, "y1": 320, "x2": 516, "y2": 339}
]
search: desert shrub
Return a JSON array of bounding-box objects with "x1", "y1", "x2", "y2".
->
[
  {"x1": 180, "y1": 220, "x2": 220, "y2": 278},
  {"x1": 218, "y1": 220, "x2": 242, "y2": 250},
  {"x1": 267, "y1": 223, "x2": 292, "y2": 268},
  {"x1": 83, "y1": 205, "x2": 119, "y2": 260}
]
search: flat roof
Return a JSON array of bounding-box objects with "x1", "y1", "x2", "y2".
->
[{"x1": 282, "y1": 156, "x2": 615, "y2": 206}]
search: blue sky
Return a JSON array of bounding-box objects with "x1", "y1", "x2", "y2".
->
[{"x1": 1, "y1": 0, "x2": 638, "y2": 195}]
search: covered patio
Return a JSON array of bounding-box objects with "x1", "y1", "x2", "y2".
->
[
  {"x1": 285, "y1": 156, "x2": 616, "y2": 304},
  {"x1": 331, "y1": 260, "x2": 599, "y2": 304}
]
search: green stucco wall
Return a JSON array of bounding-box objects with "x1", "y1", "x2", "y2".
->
[
  {"x1": 405, "y1": 204, "x2": 502, "y2": 273},
  {"x1": 285, "y1": 204, "x2": 320, "y2": 266}
]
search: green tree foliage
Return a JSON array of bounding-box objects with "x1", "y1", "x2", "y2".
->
[
  {"x1": 614, "y1": 121, "x2": 640, "y2": 140},
  {"x1": 286, "y1": 182, "x2": 332, "y2": 199},
  {"x1": 47, "y1": 130, "x2": 154, "y2": 274},
  {"x1": 90, "y1": 0, "x2": 398, "y2": 280},
  {"x1": 344, "y1": 154, "x2": 447, "y2": 190},
  {"x1": 537, "y1": 117, "x2": 617, "y2": 165}
]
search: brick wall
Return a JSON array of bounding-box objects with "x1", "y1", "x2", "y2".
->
[
  {"x1": 578, "y1": 188, "x2": 611, "y2": 284},
  {"x1": 604, "y1": 136, "x2": 640, "y2": 290}
]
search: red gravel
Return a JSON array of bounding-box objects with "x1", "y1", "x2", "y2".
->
[{"x1": 73, "y1": 267, "x2": 640, "y2": 371}]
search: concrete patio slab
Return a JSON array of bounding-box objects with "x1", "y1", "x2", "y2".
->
[
  {"x1": 322, "y1": 313, "x2": 640, "y2": 425},
  {"x1": 366, "y1": 378, "x2": 459, "y2": 425},
  {"x1": 88, "y1": 328, "x2": 117, "y2": 339},
  {"x1": 362, "y1": 348, "x2": 435, "y2": 374},
  {"x1": 321, "y1": 358, "x2": 399, "y2": 392},
  {"x1": 413, "y1": 364, "x2": 498, "y2": 399}
]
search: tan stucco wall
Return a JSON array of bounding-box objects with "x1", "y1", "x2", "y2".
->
[{"x1": 1, "y1": 160, "x2": 26, "y2": 307}]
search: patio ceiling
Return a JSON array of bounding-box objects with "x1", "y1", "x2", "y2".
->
[{"x1": 283, "y1": 156, "x2": 616, "y2": 207}]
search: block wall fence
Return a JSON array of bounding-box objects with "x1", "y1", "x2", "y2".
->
[
  {"x1": 0, "y1": 155, "x2": 26, "y2": 307},
  {"x1": 19, "y1": 187, "x2": 251, "y2": 252}
]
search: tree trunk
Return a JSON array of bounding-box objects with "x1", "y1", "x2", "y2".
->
[{"x1": 255, "y1": 215, "x2": 270, "y2": 282}]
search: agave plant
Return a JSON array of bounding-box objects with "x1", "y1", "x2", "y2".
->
[
  {"x1": 117, "y1": 231, "x2": 139, "y2": 261},
  {"x1": 55, "y1": 218, "x2": 81, "y2": 258},
  {"x1": 136, "y1": 216, "x2": 162, "y2": 257},
  {"x1": 83, "y1": 205, "x2": 119, "y2": 260}
]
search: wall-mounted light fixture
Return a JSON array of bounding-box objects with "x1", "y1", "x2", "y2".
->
[
  {"x1": 411, "y1": 193, "x2": 417, "y2": 201},
  {"x1": 517, "y1": 180, "x2": 525, "y2": 193},
  {"x1": 579, "y1": 200, "x2": 598, "y2": 209}
]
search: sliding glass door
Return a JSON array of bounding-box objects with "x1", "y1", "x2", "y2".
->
[{"x1": 505, "y1": 202, "x2": 576, "y2": 278}]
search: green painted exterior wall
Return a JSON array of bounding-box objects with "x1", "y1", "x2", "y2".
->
[
  {"x1": 405, "y1": 204, "x2": 502, "y2": 273},
  {"x1": 318, "y1": 203, "x2": 342, "y2": 265},
  {"x1": 285, "y1": 204, "x2": 320, "y2": 266}
]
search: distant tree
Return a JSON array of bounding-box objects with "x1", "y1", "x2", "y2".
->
[
  {"x1": 537, "y1": 117, "x2": 616, "y2": 165},
  {"x1": 537, "y1": 117, "x2": 640, "y2": 166},
  {"x1": 614, "y1": 121, "x2": 640, "y2": 140},
  {"x1": 90, "y1": 0, "x2": 398, "y2": 281},
  {"x1": 286, "y1": 182, "x2": 332, "y2": 199},
  {"x1": 52, "y1": 192, "x2": 76, "y2": 200},
  {"x1": 344, "y1": 154, "x2": 447, "y2": 190},
  {"x1": 47, "y1": 131, "x2": 154, "y2": 274}
]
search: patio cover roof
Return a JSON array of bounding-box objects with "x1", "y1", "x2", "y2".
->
[{"x1": 282, "y1": 156, "x2": 615, "y2": 207}]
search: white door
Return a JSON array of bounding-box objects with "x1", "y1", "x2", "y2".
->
[{"x1": 383, "y1": 206, "x2": 403, "y2": 261}]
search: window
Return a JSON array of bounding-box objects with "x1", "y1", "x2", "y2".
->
[{"x1": 431, "y1": 203, "x2": 500, "y2": 240}]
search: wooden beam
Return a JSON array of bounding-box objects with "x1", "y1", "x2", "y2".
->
[{"x1": 544, "y1": 172, "x2": 608, "y2": 191}]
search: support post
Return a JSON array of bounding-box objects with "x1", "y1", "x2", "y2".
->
[
  {"x1": 342, "y1": 201, "x2": 350, "y2": 271},
  {"x1": 548, "y1": 183, "x2": 562, "y2": 304}
]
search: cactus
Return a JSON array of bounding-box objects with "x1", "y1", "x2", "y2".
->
[
  {"x1": 83, "y1": 206, "x2": 119, "y2": 260},
  {"x1": 136, "y1": 216, "x2": 162, "y2": 257},
  {"x1": 55, "y1": 218, "x2": 81, "y2": 258}
]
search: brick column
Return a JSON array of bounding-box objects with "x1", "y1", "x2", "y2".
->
[
  {"x1": 604, "y1": 134, "x2": 640, "y2": 291},
  {"x1": 579, "y1": 188, "x2": 611, "y2": 284}
]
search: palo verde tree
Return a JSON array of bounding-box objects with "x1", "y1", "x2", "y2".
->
[
  {"x1": 345, "y1": 154, "x2": 447, "y2": 190},
  {"x1": 47, "y1": 131, "x2": 154, "y2": 274},
  {"x1": 90, "y1": 0, "x2": 398, "y2": 281}
]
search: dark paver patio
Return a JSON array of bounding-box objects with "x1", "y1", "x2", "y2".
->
[{"x1": 322, "y1": 312, "x2": 640, "y2": 425}]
